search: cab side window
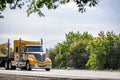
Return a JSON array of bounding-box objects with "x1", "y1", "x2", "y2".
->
[{"x1": 16, "y1": 47, "x2": 18, "y2": 52}]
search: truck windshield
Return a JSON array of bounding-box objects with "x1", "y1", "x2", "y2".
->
[{"x1": 26, "y1": 46, "x2": 43, "y2": 52}]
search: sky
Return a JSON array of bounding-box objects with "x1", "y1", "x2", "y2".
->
[{"x1": 0, "y1": 0, "x2": 120, "y2": 49}]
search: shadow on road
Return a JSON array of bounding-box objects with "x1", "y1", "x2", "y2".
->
[{"x1": 0, "y1": 74, "x2": 118, "y2": 80}]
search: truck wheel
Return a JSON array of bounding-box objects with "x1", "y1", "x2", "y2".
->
[
  {"x1": 9, "y1": 61, "x2": 12, "y2": 70},
  {"x1": 21, "y1": 67, "x2": 26, "y2": 70},
  {"x1": 26, "y1": 62, "x2": 31, "y2": 71},
  {"x1": 12, "y1": 66, "x2": 16, "y2": 70},
  {"x1": 45, "y1": 68, "x2": 50, "y2": 71},
  {"x1": 5, "y1": 62, "x2": 9, "y2": 70}
]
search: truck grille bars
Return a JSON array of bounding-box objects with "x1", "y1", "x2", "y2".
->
[{"x1": 34, "y1": 54, "x2": 46, "y2": 62}]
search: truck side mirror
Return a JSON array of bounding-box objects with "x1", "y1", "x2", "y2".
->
[
  {"x1": 46, "y1": 48, "x2": 48, "y2": 54},
  {"x1": 41, "y1": 39, "x2": 43, "y2": 45}
]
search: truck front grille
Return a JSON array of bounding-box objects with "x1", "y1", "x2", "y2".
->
[{"x1": 34, "y1": 54, "x2": 46, "y2": 62}]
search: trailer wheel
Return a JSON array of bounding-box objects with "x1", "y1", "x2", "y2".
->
[
  {"x1": 5, "y1": 62, "x2": 9, "y2": 70},
  {"x1": 26, "y1": 62, "x2": 31, "y2": 71}
]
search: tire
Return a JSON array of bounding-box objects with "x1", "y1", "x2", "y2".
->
[
  {"x1": 5, "y1": 61, "x2": 9, "y2": 70},
  {"x1": 26, "y1": 62, "x2": 31, "y2": 71},
  {"x1": 21, "y1": 67, "x2": 26, "y2": 70},
  {"x1": 12, "y1": 66, "x2": 16, "y2": 70},
  {"x1": 45, "y1": 68, "x2": 50, "y2": 71},
  {"x1": 9, "y1": 61, "x2": 12, "y2": 70}
]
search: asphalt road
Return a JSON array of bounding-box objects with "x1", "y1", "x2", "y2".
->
[{"x1": 0, "y1": 68, "x2": 120, "y2": 80}]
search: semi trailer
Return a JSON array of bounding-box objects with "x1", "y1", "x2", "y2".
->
[{"x1": 0, "y1": 38, "x2": 52, "y2": 71}]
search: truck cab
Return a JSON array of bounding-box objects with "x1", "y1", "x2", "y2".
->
[{"x1": 13, "y1": 39, "x2": 52, "y2": 71}]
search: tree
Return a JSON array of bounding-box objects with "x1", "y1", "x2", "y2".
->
[
  {"x1": 0, "y1": 0, "x2": 99, "y2": 18},
  {"x1": 69, "y1": 32, "x2": 93, "y2": 69},
  {"x1": 86, "y1": 31, "x2": 120, "y2": 70},
  {"x1": 86, "y1": 38, "x2": 107, "y2": 70},
  {"x1": 48, "y1": 48, "x2": 57, "y2": 68},
  {"x1": 48, "y1": 31, "x2": 93, "y2": 69},
  {"x1": 104, "y1": 31, "x2": 120, "y2": 69},
  {"x1": 48, "y1": 31, "x2": 120, "y2": 70},
  {"x1": 70, "y1": 40, "x2": 89, "y2": 69}
]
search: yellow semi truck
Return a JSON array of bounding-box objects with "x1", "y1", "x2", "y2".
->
[{"x1": 0, "y1": 38, "x2": 52, "y2": 71}]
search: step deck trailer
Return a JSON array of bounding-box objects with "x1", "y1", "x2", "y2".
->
[{"x1": 0, "y1": 39, "x2": 14, "y2": 69}]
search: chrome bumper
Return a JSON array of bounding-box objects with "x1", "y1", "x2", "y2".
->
[{"x1": 31, "y1": 64, "x2": 52, "y2": 69}]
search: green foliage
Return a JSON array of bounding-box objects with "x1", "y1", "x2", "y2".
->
[
  {"x1": 48, "y1": 31, "x2": 93, "y2": 69},
  {"x1": 48, "y1": 48, "x2": 57, "y2": 68},
  {"x1": 0, "y1": 0, "x2": 99, "y2": 18},
  {"x1": 70, "y1": 40, "x2": 90, "y2": 69},
  {"x1": 86, "y1": 31, "x2": 120, "y2": 70},
  {"x1": 48, "y1": 31, "x2": 120, "y2": 70},
  {"x1": 86, "y1": 38, "x2": 107, "y2": 70}
]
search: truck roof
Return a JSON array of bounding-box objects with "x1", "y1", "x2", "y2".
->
[{"x1": 14, "y1": 40, "x2": 40, "y2": 45}]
